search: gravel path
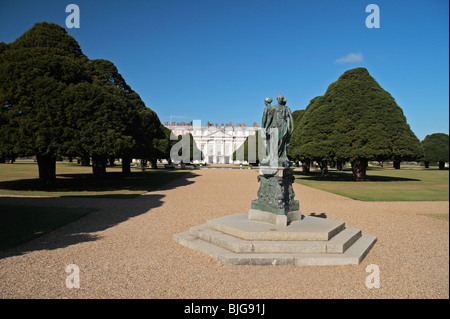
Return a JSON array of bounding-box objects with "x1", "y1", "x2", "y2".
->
[{"x1": 0, "y1": 169, "x2": 448, "y2": 299}]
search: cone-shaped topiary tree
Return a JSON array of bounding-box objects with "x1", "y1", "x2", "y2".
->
[
  {"x1": 0, "y1": 22, "x2": 164, "y2": 181},
  {"x1": 0, "y1": 22, "x2": 91, "y2": 184},
  {"x1": 290, "y1": 67, "x2": 423, "y2": 181},
  {"x1": 421, "y1": 133, "x2": 449, "y2": 170}
]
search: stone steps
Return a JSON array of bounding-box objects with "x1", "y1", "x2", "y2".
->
[
  {"x1": 189, "y1": 224, "x2": 362, "y2": 254},
  {"x1": 173, "y1": 213, "x2": 377, "y2": 266}
]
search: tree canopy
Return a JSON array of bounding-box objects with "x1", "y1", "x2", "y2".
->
[
  {"x1": 289, "y1": 67, "x2": 424, "y2": 180},
  {"x1": 232, "y1": 132, "x2": 266, "y2": 164},
  {"x1": 421, "y1": 133, "x2": 449, "y2": 169},
  {"x1": 0, "y1": 22, "x2": 166, "y2": 182}
]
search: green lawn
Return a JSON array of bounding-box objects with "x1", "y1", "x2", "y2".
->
[
  {"x1": 0, "y1": 161, "x2": 193, "y2": 250},
  {"x1": 0, "y1": 161, "x2": 191, "y2": 198},
  {"x1": 294, "y1": 167, "x2": 449, "y2": 201},
  {"x1": 0, "y1": 204, "x2": 95, "y2": 251}
]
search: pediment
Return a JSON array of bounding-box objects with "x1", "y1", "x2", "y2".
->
[{"x1": 204, "y1": 129, "x2": 234, "y2": 139}]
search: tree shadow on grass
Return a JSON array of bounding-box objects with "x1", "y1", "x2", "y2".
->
[
  {"x1": 0, "y1": 171, "x2": 199, "y2": 259},
  {"x1": 293, "y1": 170, "x2": 421, "y2": 182},
  {"x1": 0, "y1": 170, "x2": 197, "y2": 198}
]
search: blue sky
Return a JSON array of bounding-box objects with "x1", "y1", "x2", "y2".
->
[{"x1": 1, "y1": 0, "x2": 448, "y2": 140}]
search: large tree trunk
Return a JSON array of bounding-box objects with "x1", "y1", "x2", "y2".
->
[
  {"x1": 0, "y1": 157, "x2": 5, "y2": 163},
  {"x1": 319, "y1": 161, "x2": 328, "y2": 177},
  {"x1": 92, "y1": 155, "x2": 107, "y2": 178},
  {"x1": 122, "y1": 156, "x2": 131, "y2": 175},
  {"x1": 81, "y1": 154, "x2": 90, "y2": 166},
  {"x1": 150, "y1": 159, "x2": 158, "y2": 169},
  {"x1": 351, "y1": 159, "x2": 368, "y2": 181},
  {"x1": 36, "y1": 154, "x2": 56, "y2": 186},
  {"x1": 393, "y1": 161, "x2": 401, "y2": 169},
  {"x1": 424, "y1": 161, "x2": 430, "y2": 169},
  {"x1": 438, "y1": 161, "x2": 445, "y2": 170},
  {"x1": 336, "y1": 161, "x2": 344, "y2": 171},
  {"x1": 108, "y1": 156, "x2": 115, "y2": 166},
  {"x1": 140, "y1": 159, "x2": 148, "y2": 171},
  {"x1": 302, "y1": 160, "x2": 310, "y2": 173}
]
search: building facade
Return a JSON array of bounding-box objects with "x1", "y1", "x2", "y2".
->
[{"x1": 164, "y1": 121, "x2": 259, "y2": 164}]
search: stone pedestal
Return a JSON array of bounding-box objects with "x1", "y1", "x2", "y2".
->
[
  {"x1": 173, "y1": 166, "x2": 377, "y2": 266},
  {"x1": 249, "y1": 167, "x2": 301, "y2": 226},
  {"x1": 173, "y1": 213, "x2": 377, "y2": 266}
]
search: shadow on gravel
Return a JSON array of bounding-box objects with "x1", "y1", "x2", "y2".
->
[
  {"x1": 309, "y1": 212, "x2": 327, "y2": 218},
  {"x1": 0, "y1": 171, "x2": 199, "y2": 259}
]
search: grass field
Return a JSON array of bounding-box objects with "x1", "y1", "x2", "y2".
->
[
  {"x1": 294, "y1": 167, "x2": 449, "y2": 201},
  {"x1": 0, "y1": 161, "x2": 192, "y2": 250},
  {"x1": 0, "y1": 161, "x2": 191, "y2": 198}
]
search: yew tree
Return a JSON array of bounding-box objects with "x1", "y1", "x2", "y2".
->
[
  {"x1": 0, "y1": 22, "x2": 90, "y2": 184},
  {"x1": 421, "y1": 133, "x2": 449, "y2": 169},
  {"x1": 0, "y1": 22, "x2": 164, "y2": 181},
  {"x1": 290, "y1": 68, "x2": 423, "y2": 181}
]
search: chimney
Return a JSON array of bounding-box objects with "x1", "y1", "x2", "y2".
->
[
  {"x1": 164, "y1": 121, "x2": 168, "y2": 126},
  {"x1": 253, "y1": 122, "x2": 258, "y2": 127},
  {"x1": 171, "y1": 121, "x2": 175, "y2": 126},
  {"x1": 230, "y1": 121, "x2": 232, "y2": 127}
]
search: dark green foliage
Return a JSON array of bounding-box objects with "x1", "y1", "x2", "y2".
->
[
  {"x1": 291, "y1": 109, "x2": 305, "y2": 125},
  {"x1": 232, "y1": 132, "x2": 266, "y2": 164},
  {"x1": 0, "y1": 22, "x2": 165, "y2": 181},
  {"x1": 288, "y1": 109, "x2": 305, "y2": 161},
  {"x1": 0, "y1": 23, "x2": 90, "y2": 183},
  {"x1": 422, "y1": 133, "x2": 449, "y2": 169},
  {"x1": 290, "y1": 68, "x2": 423, "y2": 180}
]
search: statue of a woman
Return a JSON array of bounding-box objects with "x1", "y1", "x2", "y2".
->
[{"x1": 261, "y1": 94, "x2": 294, "y2": 167}]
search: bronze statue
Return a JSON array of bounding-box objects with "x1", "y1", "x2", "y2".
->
[{"x1": 261, "y1": 94, "x2": 294, "y2": 167}]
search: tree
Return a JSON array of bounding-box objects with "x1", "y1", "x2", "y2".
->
[
  {"x1": 0, "y1": 23, "x2": 163, "y2": 181},
  {"x1": 232, "y1": 131, "x2": 266, "y2": 165},
  {"x1": 290, "y1": 67, "x2": 423, "y2": 181},
  {"x1": 65, "y1": 58, "x2": 164, "y2": 177},
  {"x1": 422, "y1": 133, "x2": 449, "y2": 170},
  {"x1": 148, "y1": 125, "x2": 173, "y2": 168},
  {"x1": 171, "y1": 132, "x2": 204, "y2": 164},
  {"x1": 64, "y1": 80, "x2": 134, "y2": 178},
  {"x1": 86, "y1": 59, "x2": 142, "y2": 176},
  {"x1": 288, "y1": 109, "x2": 309, "y2": 171},
  {"x1": 0, "y1": 22, "x2": 90, "y2": 184},
  {"x1": 134, "y1": 110, "x2": 167, "y2": 169}
]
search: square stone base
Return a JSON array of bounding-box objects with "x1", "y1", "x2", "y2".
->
[{"x1": 248, "y1": 209, "x2": 302, "y2": 226}]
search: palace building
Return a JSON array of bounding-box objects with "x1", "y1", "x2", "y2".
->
[{"x1": 164, "y1": 120, "x2": 260, "y2": 164}]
